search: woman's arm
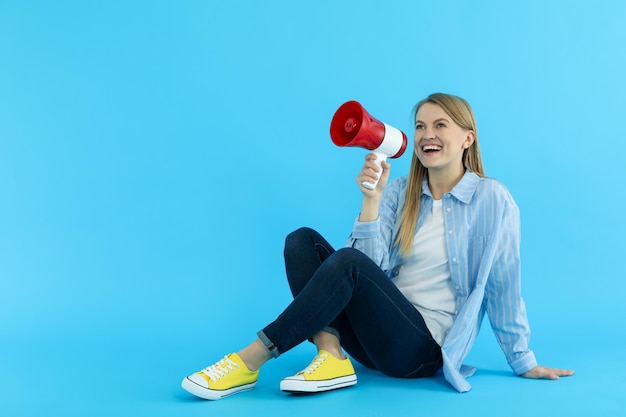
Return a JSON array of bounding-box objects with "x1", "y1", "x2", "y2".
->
[
  {"x1": 346, "y1": 154, "x2": 396, "y2": 270},
  {"x1": 485, "y1": 192, "x2": 574, "y2": 379},
  {"x1": 357, "y1": 153, "x2": 389, "y2": 222}
]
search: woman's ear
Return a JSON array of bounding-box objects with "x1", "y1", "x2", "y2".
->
[{"x1": 464, "y1": 130, "x2": 476, "y2": 149}]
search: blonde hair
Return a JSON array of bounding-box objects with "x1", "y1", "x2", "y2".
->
[{"x1": 395, "y1": 93, "x2": 485, "y2": 256}]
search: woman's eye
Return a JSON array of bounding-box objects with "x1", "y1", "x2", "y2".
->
[
  {"x1": 436, "y1": 123, "x2": 446, "y2": 128},
  {"x1": 415, "y1": 124, "x2": 424, "y2": 130}
]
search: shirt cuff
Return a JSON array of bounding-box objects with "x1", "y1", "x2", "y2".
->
[
  {"x1": 509, "y1": 350, "x2": 538, "y2": 375},
  {"x1": 351, "y1": 215, "x2": 381, "y2": 238}
]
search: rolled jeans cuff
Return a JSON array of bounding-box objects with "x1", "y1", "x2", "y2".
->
[
  {"x1": 257, "y1": 326, "x2": 341, "y2": 359},
  {"x1": 257, "y1": 330, "x2": 281, "y2": 358},
  {"x1": 317, "y1": 326, "x2": 341, "y2": 342}
]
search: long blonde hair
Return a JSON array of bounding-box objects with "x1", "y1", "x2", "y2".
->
[{"x1": 395, "y1": 93, "x2": 485, "y2": 256}]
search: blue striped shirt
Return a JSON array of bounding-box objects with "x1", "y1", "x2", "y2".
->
[{"x1": 347, "y1": 170, "x2": 537, "y2": 392}]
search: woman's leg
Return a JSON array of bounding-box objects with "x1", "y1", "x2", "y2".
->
[
  {"x1": 182, "y1": 228, "x2": 439, "y2": 400},
  {"x1": 259, "y1": 228, "x2": 442, "y2": 378},
  {"x1": 282, "y1": 227, "x2": 336, "y2": 297},
  {"x1": 235, "y1": 227, "x2": 338, "y2": 371}
]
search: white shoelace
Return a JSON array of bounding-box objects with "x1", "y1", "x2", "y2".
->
[
  {"x1": 200, "y1": 355, "x2": 239, "y2": 382},
  {"x1": 300, "y1": 353, "x2": 329, "y2": 375}
]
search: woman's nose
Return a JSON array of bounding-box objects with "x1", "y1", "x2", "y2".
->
[{"x1": 417, "y1": 127, "x2": 435, "y2": 140}]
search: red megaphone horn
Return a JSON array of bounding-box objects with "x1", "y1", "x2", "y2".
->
[{"x1": 330, "y1": 100, "x2": 408, "y2": 189}]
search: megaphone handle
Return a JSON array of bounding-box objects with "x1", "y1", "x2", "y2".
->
[{"x1": 361, "y1": 152, "x2": 387, "y2": 190}]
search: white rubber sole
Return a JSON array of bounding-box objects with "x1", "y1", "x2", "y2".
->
[
  {"x1": 280, "y1": 374, "x2": 357, "y2": 393},
  {"x1": 181, "y1": 377, "x2": 256, "y2": 400}
]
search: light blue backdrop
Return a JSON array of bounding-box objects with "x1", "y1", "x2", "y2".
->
[{"x1": 1, "y1": 1, "x2": 624, "y2": 416}]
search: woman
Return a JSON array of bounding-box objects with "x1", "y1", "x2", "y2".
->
[{"x1": 181, "y1": 93, "x2": 574, "y2": 400}]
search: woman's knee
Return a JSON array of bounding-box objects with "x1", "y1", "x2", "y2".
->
[
  {"x1": 330, "y1": 247, "x2": 366, "y2": 266},
  {"x1": 321, "y1": 248, "x2": 370, "y2": 278},
  {"x1": 284, "y1": 227, "x2": 312, "y2": 259},
  {"x1": 284, "y1": 227, "x2": 316, "y2": 250}
]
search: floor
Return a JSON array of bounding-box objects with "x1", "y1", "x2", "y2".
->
[{"x1": 2, "y1": 294, "x2": 623, "y2": 417}]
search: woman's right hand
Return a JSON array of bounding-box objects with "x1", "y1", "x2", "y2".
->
[
  {"x1": 356, "y1": 153, "x2": 391, "y2": 198},
  {"x1": 356, "y1": 154, "x2": 390, "y2": 222}
]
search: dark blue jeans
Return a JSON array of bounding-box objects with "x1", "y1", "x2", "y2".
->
[{"x1": 259, "y1": 227, "x2": 442, "y2": 378}]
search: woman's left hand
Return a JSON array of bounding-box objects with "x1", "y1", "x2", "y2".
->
[{"x1": 521, "y1": 365, "x2": 575, "y2": 380}]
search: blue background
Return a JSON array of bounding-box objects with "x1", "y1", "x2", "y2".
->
[{"x1": 1, "y1": 1, "x2": 624, "y2": 416}]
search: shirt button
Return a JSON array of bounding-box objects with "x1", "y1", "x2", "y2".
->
[
  {"x1": 448, "y1": 230, "x2": 453, "y2": 234},
  {"x1": 452, "y1": 257, "x2": 457, "y2": 263},
  {"x1": 455, "y1": 285, "x2": 460, "y2": 290},
  {"x1": 446, "y1": 207, "x2": 451, "y2": 212}
]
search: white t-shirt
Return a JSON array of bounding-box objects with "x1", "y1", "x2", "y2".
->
[{"x1": 391, "y1": 199, "x2": 456, "y2": 345}]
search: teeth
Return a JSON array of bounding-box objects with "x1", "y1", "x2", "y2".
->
[{"x1": 423, "y1": 145, "x2": 442, "y2": 152}]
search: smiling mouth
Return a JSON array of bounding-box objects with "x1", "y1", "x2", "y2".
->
[{"x1": 422, "y1": 145, "x2": 442, "y2": 154}]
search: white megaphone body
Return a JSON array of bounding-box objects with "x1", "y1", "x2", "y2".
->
[{"x1": 330, "y1": 100, "x2": 408, "y2": 190}]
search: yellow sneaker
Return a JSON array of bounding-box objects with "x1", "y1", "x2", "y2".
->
[
  {"x1": 280, "y1": 350, "x2": 357, "y2": 393},
  {"x1": 181, "y1": 353, "x2": 259, "y2": 400}
]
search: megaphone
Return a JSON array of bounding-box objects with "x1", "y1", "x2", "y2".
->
[{"x1": 330, "y1": 100, "x2": 408, "y2": 190}]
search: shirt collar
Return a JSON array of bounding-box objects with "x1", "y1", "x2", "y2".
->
[{"x1": 422, "y1": 170, "x2": 481, "y2": 204}]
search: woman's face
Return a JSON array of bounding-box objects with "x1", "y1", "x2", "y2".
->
[{"x1": 414, "y1": 102, "x2": 474, "y2": 174}]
